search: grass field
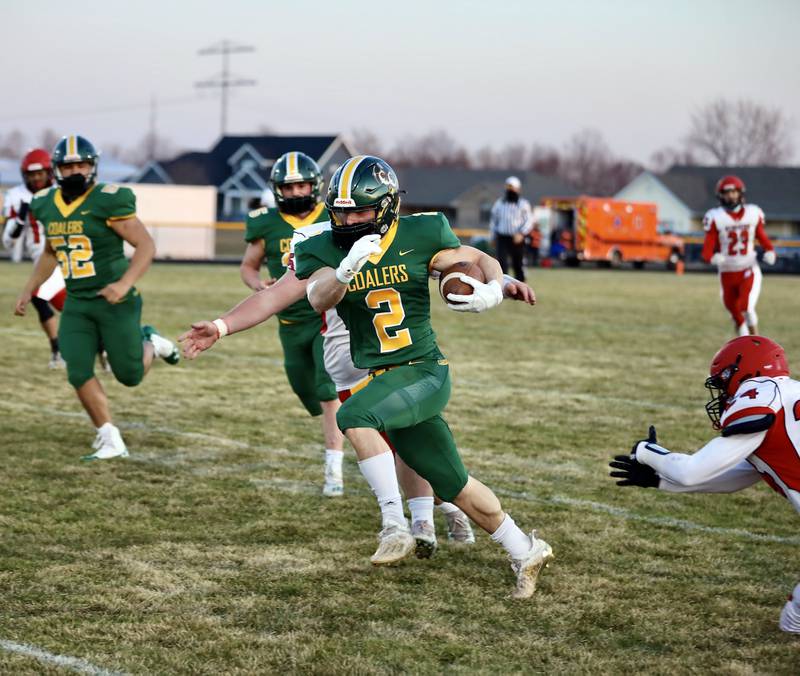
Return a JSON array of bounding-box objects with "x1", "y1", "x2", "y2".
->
[{"x1": 1, "y1": 262, "x2": 799, "y2": 674}]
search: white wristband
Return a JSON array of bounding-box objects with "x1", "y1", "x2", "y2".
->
[{"x1": 212, "y1": 318, "x2": 229, "y2": 338}]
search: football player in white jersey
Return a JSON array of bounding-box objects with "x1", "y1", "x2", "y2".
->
[
  {"x1": 179, "y1": 220, "x2": 536, "y2": 559},
  {"x1": 2, "y1": 149, "x2": 67, "y2": 368},
  {"x1": 701, "y1": 175, "x2": 776, "y2": 336},
  {"x1": 610, "y1": 335, "x2": 800, "y2": 634}
]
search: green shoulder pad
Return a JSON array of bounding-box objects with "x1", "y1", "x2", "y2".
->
[{"x1": 98, "y1": 184, "x2": 137, "y2": 221}]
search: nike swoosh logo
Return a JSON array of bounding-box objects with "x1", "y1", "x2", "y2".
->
[
  {"x1": 399, "y1": 249, "x2": 414, "y2": 256},
  {"x1": 80, "y1": 210, "x2": 91, "y2": 215}
]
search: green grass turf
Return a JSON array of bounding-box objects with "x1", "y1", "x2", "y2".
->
[{"x1": 1, "y1": 262, "x2": 798, "y2": 674}]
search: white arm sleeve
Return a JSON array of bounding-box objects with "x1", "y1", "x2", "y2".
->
[
  {"x1": 658, "y1": 460, "x2": 761, "y2": 493},
  {"x1": 638, "y1": 431, "x2": 766, "y2": 487}
]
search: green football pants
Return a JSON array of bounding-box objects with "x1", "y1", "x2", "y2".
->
[
  {"x1": 336, "y1": 360, "x2": 469, "y2": 502},
  {"x1": 278, "y1": 318, "x2": 336, "y2": 416},
  {"x1": 59, "y1": 291, "x2": 144, "y2": 389}
]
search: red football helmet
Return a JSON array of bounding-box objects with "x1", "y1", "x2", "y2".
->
[
  {"x1": 716, "y1": 174, "x2": 745, "y2": 211},
  {"x1": 705, "y1": 335, "x2": 790, "y2": 428},
  {"x1": 20, "y1": 148, "x2": 53, "y2": 192}
]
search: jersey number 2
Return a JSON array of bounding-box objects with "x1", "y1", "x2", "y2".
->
[
  {"x1": 366, "y1": 289, "x2": 412, "y2": 353},
  {"x1": 50, "y1": 235, "x2": 96, "y2": 279}
]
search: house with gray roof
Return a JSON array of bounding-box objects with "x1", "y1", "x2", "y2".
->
[
  {"x1": 128, "y1": 134, "x2": 355, "y2": 219},
  {"x1": 395, "y1": 167, "x2": 578, "y2": 231},
  {"x1": 616, "y1": 165, "x2": 800, "y2": 236}
]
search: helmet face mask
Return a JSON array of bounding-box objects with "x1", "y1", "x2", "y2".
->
[
  {"x1": 325, "y1": 156, "x2": 400, "y2": 250},
  {"x1": 716, "y1": 175, "x2": 745, "y2": 211},
  {"x1": 270, "y1": 152, "x2": 323, "y2": 215},
  {"x1": 704, "y1": 336, "x2": 790, "y2": 429},
  {"x1": 52, "y1": 135, "x2": 99, "y2": 200}
]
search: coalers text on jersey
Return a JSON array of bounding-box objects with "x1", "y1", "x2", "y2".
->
[
  {"x1": 348, "y1": 264, "x2": 410, "y2": 292},
  {"x1": 47, "y1": 220, "x2": 85, "y2": 236}
]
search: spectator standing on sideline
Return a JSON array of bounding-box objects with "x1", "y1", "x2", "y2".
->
[
  {"x1": 489, "y1": 176, "x2": 532, "y2": 281},
  {"x1": 527, "y1": 224, "x2": 542, "y2": 267}
]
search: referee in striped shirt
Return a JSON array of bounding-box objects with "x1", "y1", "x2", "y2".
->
[{"x1": 489, "y1": 176, "x2": 533, "y2": 282}]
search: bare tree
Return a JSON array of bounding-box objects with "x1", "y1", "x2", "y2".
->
[
  {"x1": 0, "y1": 129, "x2": 27, "y2": 158},
  {"x1": 527, "y1": 143, "x2": 561, "y2": 176},
  {"x1": 123, "y1": 133, "x2": 181, "y2": 165},
  {"x1": 389, "y1": 129, "x2": 471, "y2": 168},
  {"x1": 38, "y1": 128, "x2": 61, "y2": 152},
  {"x1": 557, "y1": 129, "x2": 642, "y2": 195},
  {"x1": 686, "y1": 98, "x2": 794, "y2": 165},
  {"x1": 649, "y1": 145, "x2": 698, "y2": 172},
  {"x1": 348, "y1": 128, "x2": 383, "y2": 156}
]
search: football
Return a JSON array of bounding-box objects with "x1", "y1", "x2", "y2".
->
[{"x1": 439, "y1": 261, "x2": 485, "y2": 304}]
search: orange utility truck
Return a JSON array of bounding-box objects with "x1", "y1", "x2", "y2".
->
[{"x1": 541, "y1": 196, "x2": 683, "y2": 269}]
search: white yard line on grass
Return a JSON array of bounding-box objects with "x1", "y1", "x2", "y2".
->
[
  {"x1": 0, "y1": 639, "x2": 125, "y2": 676},
  {"x1": 4, "y1": 400, "x2": 798, "y2": 547}
]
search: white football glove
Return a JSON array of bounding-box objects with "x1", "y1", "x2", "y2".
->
[
  {"x1": 447, "y1": 275, "x2": 504, "y2": 313},
  {"x1": 763, "y1": 250, "x2": 777, "y2": 266},
  {"x1": 710, "y1": 252, "x2": 725, "y2": 266},
  {"x1": 335, "y1": 234, "x2": 382, "y2": 283}
]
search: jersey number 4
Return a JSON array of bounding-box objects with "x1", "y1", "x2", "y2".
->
[
  {"x1": 366, "y1": 288, "x2": 413, "y2": 353},
  {"x1": 726, "y1": 229, "x2": 749, "y2": 256},
  {"x1": 50, "y1": 235, "x2": 96, "y2": 279}
]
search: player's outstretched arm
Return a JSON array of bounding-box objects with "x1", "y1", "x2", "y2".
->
[
  {"x1": 502, "y1": 274, "x2": 536, "y2": 305},
  {"x1": 102, "y1": 217, "x2": 155, "y2": 303},
  {"x1": 179, "y1": 270, "x2": 307, "y2": 359},
  {"x1": 15, "y1": 242, "x2": 58, "y2": 316}
]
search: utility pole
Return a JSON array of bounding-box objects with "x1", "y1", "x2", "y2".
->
[
  {"x1": 146, "y1": 94, "x2": 157, "y2": 161},
  {"x1": 195, "y1": 40, "x2": 256, "y2": 136}
]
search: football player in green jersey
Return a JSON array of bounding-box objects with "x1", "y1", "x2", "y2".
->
[
  {"x1": 13, "y1": 135, "x2": 180, "y2": 461},
  {"x1": 294, "y1": 156, "x2": 553, "y2": 598},
  {"x1": 240, "y1": 151, "x2": 344, "y2": 497}
]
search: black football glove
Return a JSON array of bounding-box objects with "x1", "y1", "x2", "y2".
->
[
  {"x1": 608, "y1": 454, "x2": 659, "y2": 487},
  {"x1": 609, "y1": 425, "x2": 660, "y2": 488}
]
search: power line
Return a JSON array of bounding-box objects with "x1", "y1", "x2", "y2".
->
[{"x1": 195, "y1": 39, "x2": 256, "y2": 136}]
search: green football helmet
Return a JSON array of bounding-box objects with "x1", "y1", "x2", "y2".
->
[
  {"x1": 324, "y1": 155, "x2": 401, "y2": 250},
  {"x1": 270, "y1": 151, "x2": 323, "y2": 215},
  {"x1": 52, "y1": 135, "x2": 99, "y2": 198}
]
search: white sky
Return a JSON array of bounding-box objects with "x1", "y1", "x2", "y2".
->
[{"x1": 3, "y1": 0, "x2": 799, "y2": 164}]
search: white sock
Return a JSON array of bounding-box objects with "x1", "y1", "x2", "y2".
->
[
  {"x1": 736, "y1": 322, "x2": 749, "y2": 337},
  {"x1": 436, "y1": 502, "x2": 461, "y2": 515},
  {"x1": 325, "y1": 449, "x2": 343, "y2": 477},
  {"x1": 357, "y1": 452, "x2": 406, "y2": 527},
  {"x1": 490, "y1": 514, "x2": 532, "y2": 559},
  {"x1": 407, "y1": 496, "x2": 434, "y2": 525},
  {"x1": 148, "y1": 332, "x2": 175, "y2": 358},
  {"x1": 780, "y1": 583, "x2": 800, "y2": 633}
]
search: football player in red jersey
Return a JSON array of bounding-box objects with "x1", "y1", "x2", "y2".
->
[
  {"x1": 2, "y1": 149, "x2": 67, "y2": 367},
  {"x1": 701, "y1": 175, "x2": 776, "y2": 336},
  {"x1": 610, "y1": 335, "x2": 800, "y2": 634}
]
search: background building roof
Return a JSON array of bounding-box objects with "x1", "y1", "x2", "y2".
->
[{"x1": 662, "y1": 165, "x2": 800, "y2": 219}]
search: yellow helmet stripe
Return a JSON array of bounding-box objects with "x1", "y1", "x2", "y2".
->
[
  {"x1": 68, "y1": 135, "x2": 77, "y2": 158},
  {"x1": 338, "y1": 155, "x2": 366, "y2": 201},
  {"x1": 286, "y1": 151, "x2": 298, "y2": 177}
]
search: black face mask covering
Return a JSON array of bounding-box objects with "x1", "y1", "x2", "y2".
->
[
  {"x1": 60, "y1": 174, "x2": 89, "y2": 202},
  {"x1": 505, "y1": 190, "x2": 519, "y2": 203}
]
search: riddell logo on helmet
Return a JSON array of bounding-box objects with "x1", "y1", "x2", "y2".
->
[{"x1": 334, "y1": 198, "x2": 356, "y2": 207}]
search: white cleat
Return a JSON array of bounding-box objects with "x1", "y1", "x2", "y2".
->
[
  {"x1": 370, "y1": 521, "x2": 415, "y2": 566},
  {"x1": 411, "y1": 520, "x2": 438, "y2": 559},
  {"x1": 445, "y1": 509, "x2": 476, "y2": 545},
  {"x1": 98, "y1": 350, "x2": 112, "y2": 373},
  {"x1": 510, "y1": 530, "x2": 554, "y2": 600},
  {"x1": 82, "y1": 424, "x2": 129, "y2": 461},
  {"x1": 48, "y1": 352, "x2": 66, "y2": 369}
]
